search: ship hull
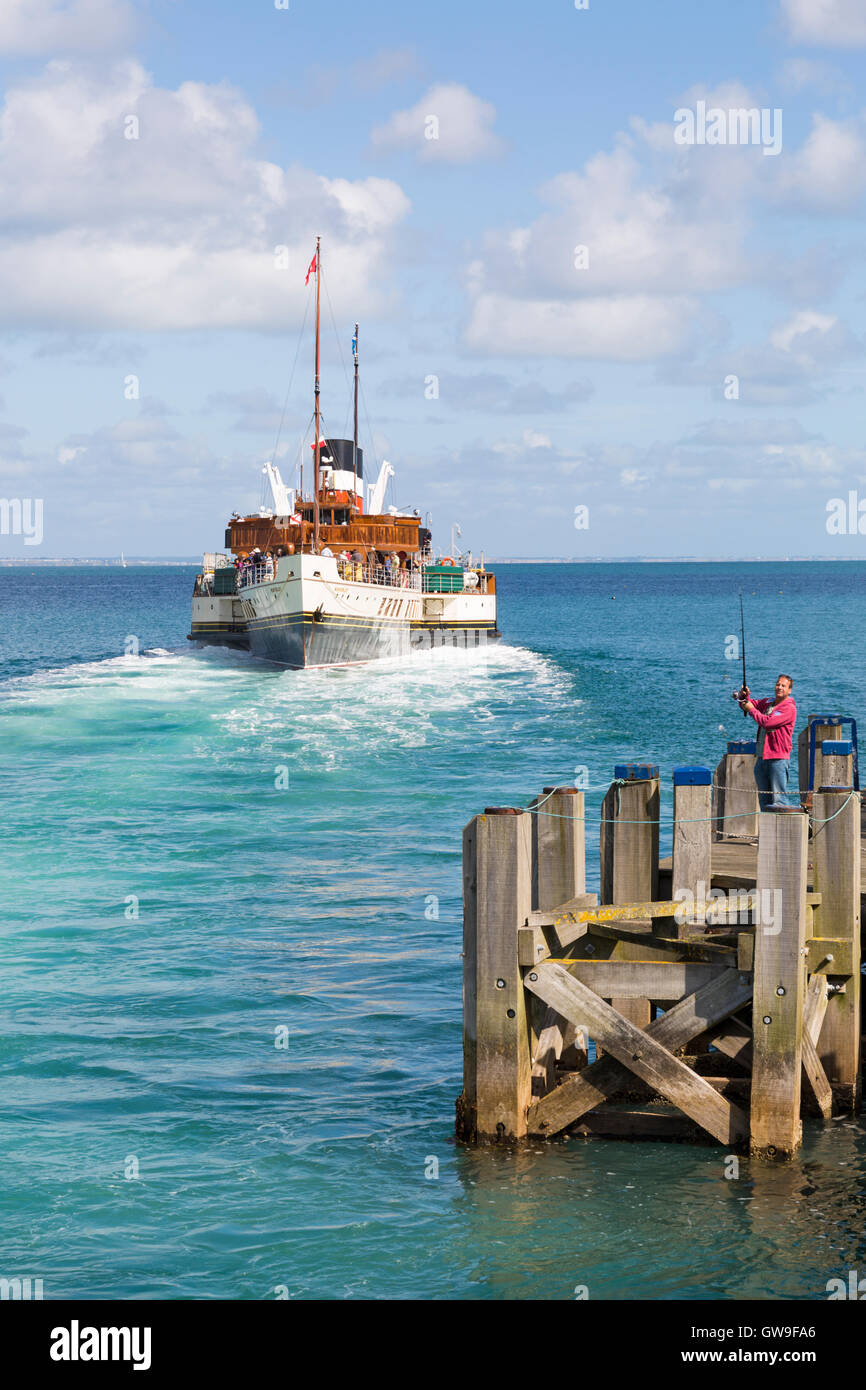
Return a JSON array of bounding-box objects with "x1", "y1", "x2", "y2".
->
[{"x1": 244, "y1": 613, "x2": 497, "y2": 668}]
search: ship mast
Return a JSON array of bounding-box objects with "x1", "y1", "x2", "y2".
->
[
  {"x1": 313, "y1": 234, "x2": 321, "y2": 553},
  {"x1": 353, "y1": 322, "x2": 359, "y2": 508}
]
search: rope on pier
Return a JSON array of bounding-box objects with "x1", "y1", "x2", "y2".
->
[{"x1": 521, "y1": 786, "x2": 860, "y2": 828}]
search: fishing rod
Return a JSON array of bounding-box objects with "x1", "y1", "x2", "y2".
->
[{"x1": 737, "y1": 590, "x2": 748, "y2": 718}]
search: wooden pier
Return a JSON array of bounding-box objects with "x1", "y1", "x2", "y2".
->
[{"x1": 456, "y1": 741, "x2": 862, "y2": 1158}]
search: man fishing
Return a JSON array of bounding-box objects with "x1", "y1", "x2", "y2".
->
[{"x1": 733, "y1": 675, "x2": 797, "y2": 811}]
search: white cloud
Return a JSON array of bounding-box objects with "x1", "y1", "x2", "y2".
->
[
  {"x1": 0, "y1": 61, "x2": 411, "y2": 330},
  {"x1": 474, "y1": 143, "x2": 750, "y2": 300},
  {"x1": 640, "y1": 83, "x2": 866, "y2": 215},
  {"x1": 463, "y1": 117, "x2": 751, "y2": 359},
  {"x1": 421, "y1": 426, "x2": 866, "y2": 554},
  {"x1": 463, "y1": 77, "x2": 866, "y2": 363},
  {"x1": 0, "y1": 402, "x2": 259, "y2": 553},
  {"x1": 659, "y1": 307, "x2": 862, "y2": 407},
  {"x1": 762, "y1": 440, "x2": 839, "y2": 473},
  {"x1": 770, "y1": 309, "x2": 838, "y2": 352},
  {"x1": 776, "y1": 113, "x2": 866, "y2": 210},
  {"x1": 0, "y1": 0, "x2": 138, "y2": 55},
  {"x1": 781, "y1": 0, "x2": 866, "y2": 46},
  {"x1": 370, "y1": 82, "x2": 503, "y2": 163},
  {"x1": 675, "y1": 426, "x2": 866, "y2": 489},
  {"x1": 466, "y1": 291, "x2": 697, "y2": 361},
  {"x1": 620, "y1": 468, "x2": 649, "y2": 488}
]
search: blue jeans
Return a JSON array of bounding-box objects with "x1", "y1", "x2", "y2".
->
[{"x1": 754, "y1": 757, "x2": 789, "y2": 811}]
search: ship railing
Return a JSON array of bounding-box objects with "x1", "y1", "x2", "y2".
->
[
  {"x1": 335, "y1": 561, "x2": 422, "y2": 590},
  {"x1": 237, "y1": 559, "x2": 487, "y2": 592},
  {"x1": 238, "y1": 562, "x2": 274, "y2": 589}
]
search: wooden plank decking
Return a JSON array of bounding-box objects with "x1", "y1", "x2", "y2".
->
[{"x1": 660, "y1": 836, "x2": 866, "y2": 899}]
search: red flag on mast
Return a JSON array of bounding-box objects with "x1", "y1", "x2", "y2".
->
[{"x1": 305, "y1": 250, "x2": 317, "y2": 285}]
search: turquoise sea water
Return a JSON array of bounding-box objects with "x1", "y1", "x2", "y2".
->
[{"x1": 2, "y1": 560, "x2": 866, "y2": 1301}]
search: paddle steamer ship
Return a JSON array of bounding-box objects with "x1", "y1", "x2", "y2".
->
[{"x1": 188, "y1": 240, "x2": 498, "y2": 668}]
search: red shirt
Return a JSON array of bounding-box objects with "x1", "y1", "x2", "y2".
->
[{"x1": 748, "y1": 695, "x2": 796, "y2": 760}]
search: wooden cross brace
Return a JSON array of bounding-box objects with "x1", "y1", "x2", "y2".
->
[{"x1": 524, "y1": 962, "x2": 752, "y2": 1144}]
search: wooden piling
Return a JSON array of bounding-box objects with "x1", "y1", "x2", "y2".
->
[
  {"x1": 457, "y1": 808, "x2": 532, "y2": 1142},
  {"x1": 712, "y1": 751, "x2": 725, "y2": 842},
  {"x1": 749, "y1": 810, "x2": 809, "y2": 1158},
  {"x1": 531, "y1": 786, "x2": 585, "y2": 911},
  {"x1": 600, "y1": 768, "x2": 659, "y2": 905},
  {"x1": 812, "y1": 781, "x2": 861, "y2": 1109},
  {"x1": 797, "y1": 727, "x2": 810, "y2": 802},
  {"x1": 458, "y1": 816, "x2": 479, "y2": 1141},
  {"x1": 717, "y1": 741, "x2": 758, "y2": 839},
  {"x1": 530, "y1": 787, "x2": 588, "y2": 1090},
  {"x1": 667, "y1": 768, "x2": 713, "y2": 939},
  {"x1": 798, "y1": 719, "x2": 843, "y2": 802},
  {"x1": 601, "y1": 766, "x2": 658, "y2": 1029},
  {"x1": 819, "y1": 741, "x2": 853, "y2": 791}
]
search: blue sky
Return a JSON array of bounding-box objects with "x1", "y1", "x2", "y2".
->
[{"x1": 1, "y1": 0, "x2": 866, "y2": 557}]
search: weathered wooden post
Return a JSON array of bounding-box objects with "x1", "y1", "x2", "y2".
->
[
  {"x1": 716, "y1": 739, "x2": 758, "y2": 839},
  {"x1": 601, "y1": 763, "x2": 659, "y2": 1029},
  {"x1": 530, "y1": 787, "x2": 589, "y2": 1091},
  {"x1": 750, "y1": 810, "x2": 809, "y2": 1158},
  {"x1": 820, "y1": 739, "x2": 853, "y2": 793},
  {"x1": 531, "y1": 786, "x2": 585, "y2": 911},
  {"x1": 667, "y1": 766, "x2": 713, "y2": 939},
  {"x1": 797, "y1": 726, "x2": 809, "y2": 803},
  {"x1": 457, "y1": 807, "x2": 532, "y2": 1143},
  {"x1": 813, "y1": 745, "x2": 861, "y2": 1110},
  {"x1": 712, "y1": 750, "x2": 725, "y2": 842},
  {"x1": 600, "y1": 763, "x2": 659, "y2": 905},
  {"x1": 799, "y1": 717, "x2": 844, "y2": 804}
]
